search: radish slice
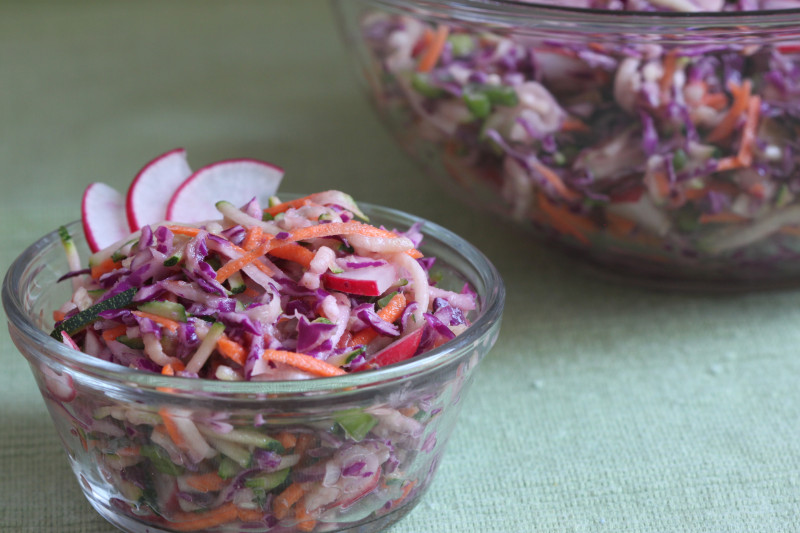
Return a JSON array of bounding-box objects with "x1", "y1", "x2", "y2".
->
[
  {"x1": 126, "y1": 148, "x2": 192, "y2": 231},
  {"x1": 41, "y1": 365, "x2": 76, "y2": 402},
  {"x1": 351, "y1": 328, "x2": 424, "y2": 372},
  {"x1": 322, "y1": 264, "x2": 398, "y2": 297},
  {"x1": 81, "y1": 182, "x2": 130, "y2": 253},
  {"x1": 166, "y1": 159, "x2": 284, "y2": 223}
]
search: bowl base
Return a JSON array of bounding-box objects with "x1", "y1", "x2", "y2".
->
[{"x1": 82, "y1": 487, "x2": 420, "y2": 533}]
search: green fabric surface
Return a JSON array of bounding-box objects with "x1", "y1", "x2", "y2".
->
[{"x1": 2, "y1": 1, "x2": 800, "y2": 532}]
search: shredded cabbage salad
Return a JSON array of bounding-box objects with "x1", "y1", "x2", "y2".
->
[
  {"x1": 360, "y1": 7, "x2": 800, "y2": 280},
  {"x1": 49, "y1": 191, "x2": 476, "y2": 531}
]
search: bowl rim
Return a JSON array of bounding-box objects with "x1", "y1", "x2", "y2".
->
[
  {"x1": 351, "y1": 0, "x2": 800, "y2": 30},
  {"x1": 3, "y1": 200, "x2": 505, "y2": 397}
]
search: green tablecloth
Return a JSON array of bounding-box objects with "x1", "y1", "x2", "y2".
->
[{"x1": 2, "y1": 2, "x2": 800, "y2": 532}]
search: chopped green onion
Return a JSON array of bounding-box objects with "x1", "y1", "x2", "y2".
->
[{"x1": 334, "y1": 408, "x2": 378, "y2": 442}]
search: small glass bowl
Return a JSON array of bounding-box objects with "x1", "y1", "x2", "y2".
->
[
  {"x1": 3, "y1": 203, "x2": 504, "y2": 533},
  {"x1": 335, "y1": 0, "x2": 800, "y2": 289}
]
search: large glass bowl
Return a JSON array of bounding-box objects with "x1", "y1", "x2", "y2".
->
[
  {"x1": 334, "y1": 0, "x2": 800, "y2": 289},
  {"x1": 3, "y1": 203, "x2": 504, "y2": 533}
]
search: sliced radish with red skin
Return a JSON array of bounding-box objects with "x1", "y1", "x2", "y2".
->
[
  {"x1": 351, "y1": 327, "x2": 424, "y2": 372},
  {"x1": 337, "y1": 468, "x2": 381, "y2": 510},
  {"x1": 41, "y1": 365, "x2": 76, "y2": 402},
  {"x1": 166, "y1": 159, "x2": 284, "y2": 223},
  {"x1": 126, "y1": 148, "x2": 192, "y2": 231},
  {"x1": 322, "y1": 263, "x2": 397, "y2": 297},
  {"x1": 81, "y1": 182, "x2": 130, "y2": 253}
]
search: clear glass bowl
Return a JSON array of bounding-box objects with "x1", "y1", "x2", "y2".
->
[
  {"x1": 334, "y1": 0, "x2": 800, "y2": 289},
  {"x1": 3, "y1": 204, "x2": 504, "y2": 533}
]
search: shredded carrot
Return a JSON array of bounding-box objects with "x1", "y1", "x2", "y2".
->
[
  {"x1": 698, "y1": 212, "x2": 748, "y2": 224},
  {"x1": 241, "y1": 226, "x2": 264, "y2": 251},
  {"x1": 116, "y1": 445, "x2": 141, "y2": 457},
  {"x1": 604, "y1": 212, "x2": 637, "y2": 236},
  {"x1": 684, "y1": 180, "x2": 740, "y2": 201},
  {"x1": 748, "y1": 181, "x2": 766, "y2": 199},
  {"x1": 161, "y1": 364, "x2": 176, "y2": 376},
  {"x1": 217, "y1": 334, "x2": 247, "y2": 366},
  {"x1": 715, "y1": 156, "x2": 743, "y2": 172},
  {"x1": 263, "y1": 197, "x2": 313, "y2": 217},
  {"x1": 650, "y1": 170, "x2": 671, "y2": 199},
  {"x1": 170, "y1": 503, "x2": 239, "y2": 532},
  {"x1": 537, "y1": 194, "x2": 597, "y2": 245},
  {"x1": 164, "y1": 225, "x2": 202, "y2": 237},
  {"x1": 53, "y1": 310, "x2": 66, "y2": 322},
  {"x1": 560, "y1": 117, "x2": 591, "y2": 133},
  {"x1": 158, "y1": 408, "x2": 186, "y2": 447},
  {"x1": 295, "y1": 504, "x2": 317, "y2": 532},
  {"x1": 779, "y1": 225, "x2": 800, "y2": 236},
  {"x1": 269, "y1": 242, "x2": 315, "y2": 268},
  {"x1": 417, "y1": 24, "x2": 450, "y2": 73},
  {"x1": 275, "y1": 431, "x2": 297, "y2": 450},
  {"x1": 391, "y1": 480, "x2": 418, "y2": 508},
  {"x1": 216, "y1": 221, "x2": 422, "y2": 282},
  {"x1": 237, "y1": 507, "x2": 267, "y2": 522},
  {"x1": 707, "y1": 79, "x2": 752, "y2": 143},
  {"x1": 185, "y1": 472, "x2": 227, "y2": 493},
  {"x1": 262, "y1": 349, "x2": 346, "y2": 378},
  {"x1": 273, "y1": 482, "x2": 306, "y2": 520},
  {"x1": 702, "y1": 92, "x2": 729, "y2": 111},
  {"x1": 530, "y1": 159, "x2": 580, "y2": 202},
  {"x1": 132, "y1": 310, "x2": 180, "y2": 333},
  {"x1": 737, "y1": 95, "x2": 761, "y2": 167},
  {"x1": 349, "y1": 293, "x2": 407, "y2": 347},
  {"x1": 101, "y1": 324, "x2": 128, "y2": 342},
  {"x1": 91, "y1": 257, "x2": 122, "y2": 280},
  {"x1": 242, "y1": 287, "x2": 260, "y2": 298},
  {"x1": 216, "y1": 244, "x2": 270, "y2": 283},
  {"x1": 659, "y1": 50, "x2": 679, "y2": 100},
  {"x1": 413, "y1": 28, "x2": 434, "y2": 58},
  {"x1": 294, "y1": 433, "x2": 315, "y2": 459}
]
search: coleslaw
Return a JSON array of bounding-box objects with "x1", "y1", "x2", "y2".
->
[
  {"x1": 49, "y1": 191, "x2": 477, "y2": 531},
  {"x1": 357, "y1": 6, "x2": 800, "y2": 282}
]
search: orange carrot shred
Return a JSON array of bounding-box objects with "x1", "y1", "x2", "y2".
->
[
  {"x1": 237, "y1": 507, "x2": 266, "y2": 523},
  {"x1": 417, "y1": 25, "x2": 450, "y2": 72},
  {"x1": 715, "y1": 156, "x2": 743, "y2": 172},
  {"x1": 275, "y1": 431, "x2": 297, "y2": 450},
  {"x1": 295, "y1": 504, "x2": 317, "y2": 532},
  {"x1": 216, "y1": 221, "x2": 422, "y2": 283},
  {"x1": 264, "y1": 197, "x2": 313, "y2": 217},
  {"x1": 262, "y1": 349, "x2": 346, "y2": 378},
  {"x1": 698, "y1": 212, "x2": 748, "y2": 224},
  {"x1": 132, "y1": 310, "x2": 180, "y2": 333},
  {"x1": 91, "y1": 257, "x2": 122, "y2": 280},
  {"x1": 349, "y1": 293, "x2": 406, "y2": 348},
  {"x1": 273, "y1": 483, "x2": 306, "y2": 520},
  {"x1": 164, "y1": 225, "x2": 202, "y2": 237},
  {"x1": 158, "y1": 408, "x2": 185, "y2": 447},
  {"x1": 269, "y1": 242, "x2": 315, "y2": 268},
  {"x1": 659, "y1": 51, "x2": 679, "y2": 101},
  {"x1": 604, "y1": 213, "x2": 637, "y2": 236},
  {"x1": 530, "y1": 159, "x2": 580, "y2": 202},
  {"x1": 102, "y1": 324, "x2": 128, "y2": 342},
  {"x1": 560, "y1": 117, "x2": 591, "y2": 133},
  {"x1": 537, "y1": 194, "x2": 596, "y2": 245},
  {"x1": 217, "y1": 334, "x2": 247, "y2": 366},
  {"x1": 737, "y1": 95, "x2": 761, "y2": 167},
  {"x1": 170, "y1": 503, "x2": 239, "y2": 532},
  {"x1": 708, "y1": 79, "x2": 752, "y2": 143},
  {"x1": 53, "y1": 310, "x2": 66, "y2": 322},
  {"x1": 241, "y1": 226, "x2": 264, "y2": 251},
  {"x1": 184, "y1": 472, "x2": 227, "y2": 493}
]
